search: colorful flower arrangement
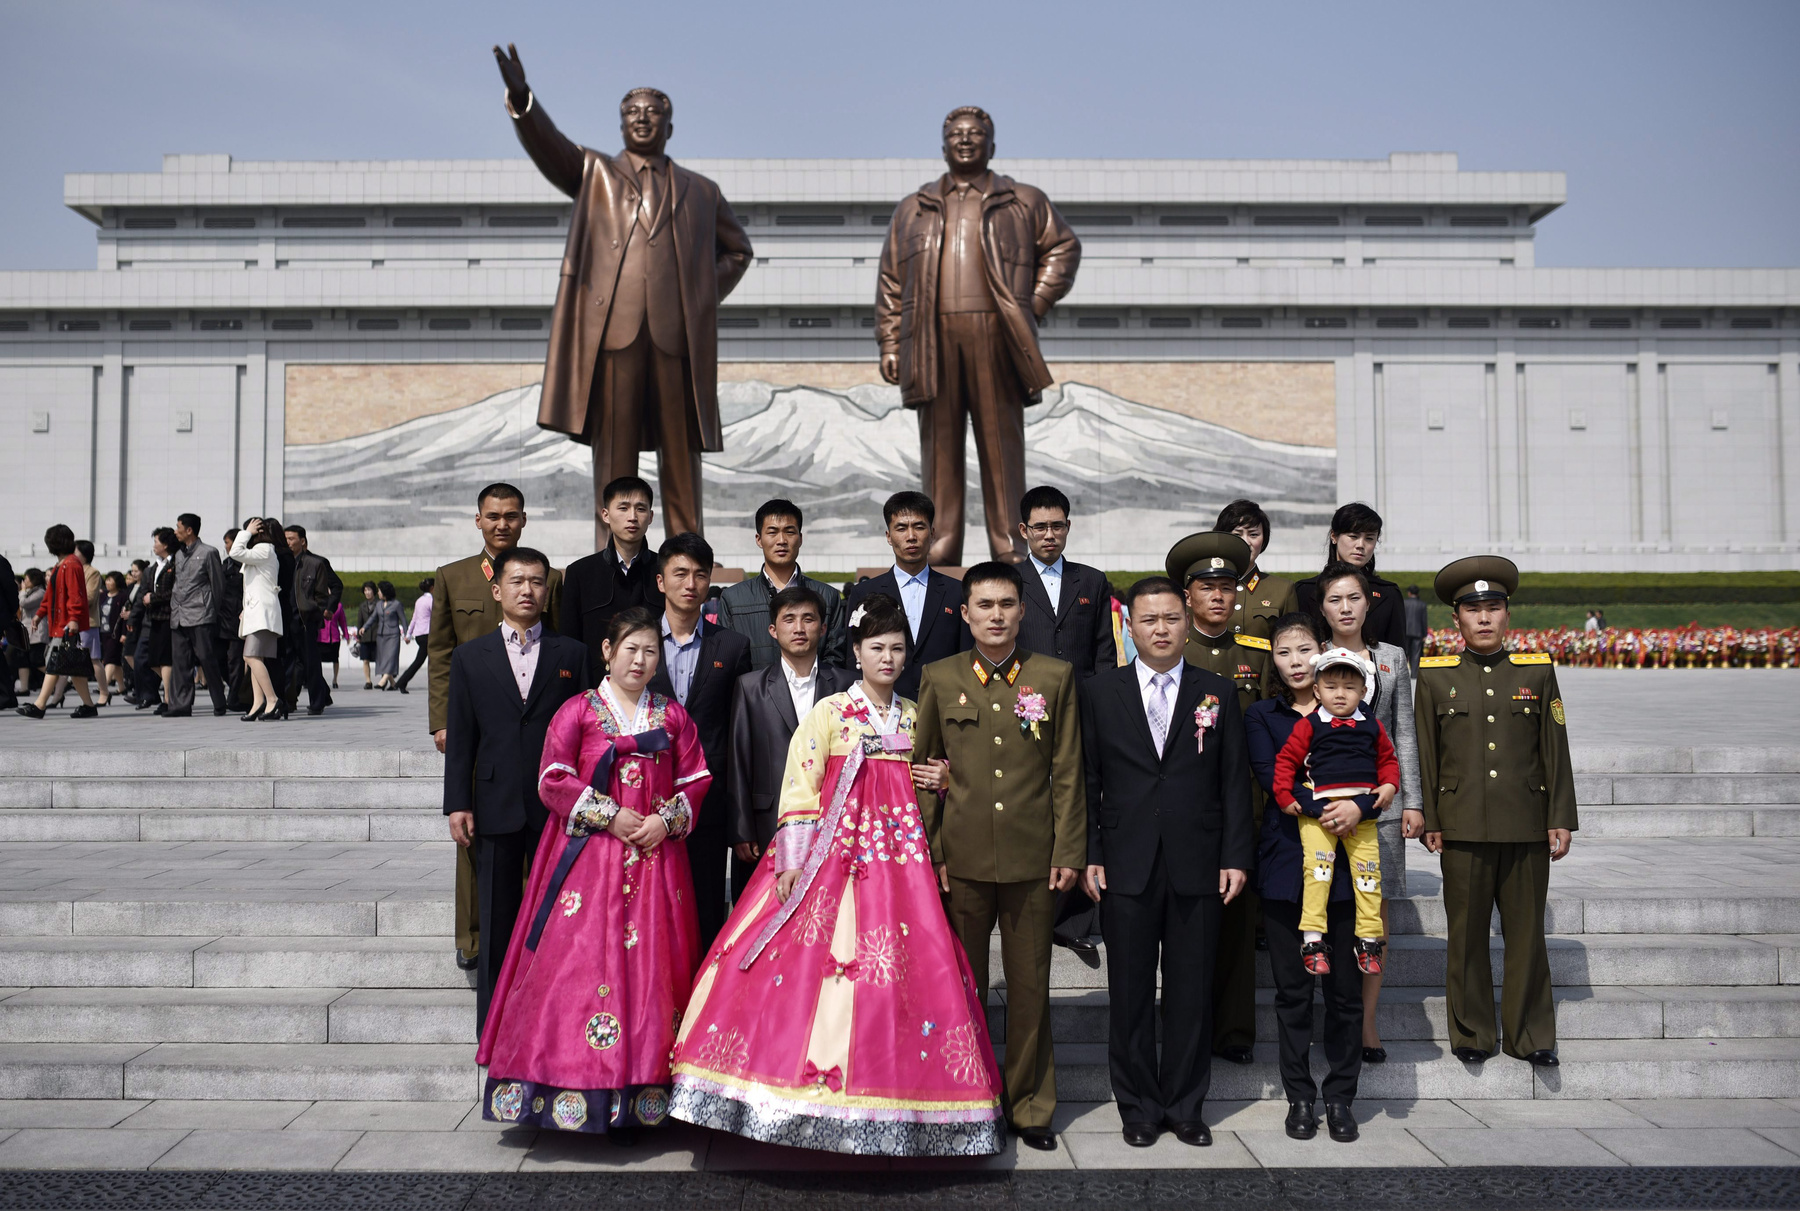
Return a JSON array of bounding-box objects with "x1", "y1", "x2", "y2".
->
[{"x1": 1422, "y1": 626, "x2": 1800, "y2": 668}]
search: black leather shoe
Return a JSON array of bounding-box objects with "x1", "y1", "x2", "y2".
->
[
  {"x1": 1017, "y1": 1129, "x2": 1057, "y2": 1152},
  {"x1": 1362, "y1": 1046, "x2": 1387, "y2": 1064},
  {"x1": 1453, "y1": 1046, "x2": 1490, "y2": 1064},
  {"x1": 71, "y1": 704, "x2": 99, "y2": 719},
  {"x1": 1171, "y1": 1121, "x2": 1211, "y2": 1147},
  {"x1": 135, "y1": 699, "x2": 158, "y2": 710},
  {"x1": 1214, "y1": 1045, "x2": 1255, "y2": 1066},
  {"x1": 213, "y1": 707, "x2": 228, "y2": 716},
  {"x1": 163, "y1": 708, "x2": 191, "y2": 717},
  {"x1": 1056, "y1": 936, "x2": 1099, "y2": 955},
  {"x1": 15, "y1": 704, "x2": 44, "y2": 719},
  {"x1": 1121, "y1": 1123, "x2": 1158, "y2": 1148},
  {"x1": 455, "y1": 949, "x2": 478, "y2": 971},
  {"x1": 1525, "y1": 1049, "x2": 1559, "y2": 1067},
  {"x1": 1325, "y1": 1102, "x2": 1358, "y2": 1142},
  {"x1": 1285, "y1": 1100, "x2": 1317, "y2": 1140}
]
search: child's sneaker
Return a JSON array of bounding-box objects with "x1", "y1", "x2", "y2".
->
[
  {"x1": 1353, "y1": 938, "x2": 1384, "y2": 975},
  {"x1": 1301, "y1": 939, "x2": 1331, "y2": 975}
]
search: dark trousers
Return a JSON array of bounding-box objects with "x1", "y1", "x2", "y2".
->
[
  {"x1": 1212, "y1": 888, "x2": 1259, "y2": 1051},
  {"x1": 946, "y1": 875, "x2": 1057, "y2": 1131},
  {"x1": 919, "y1": 313, "x2": 1028, "y2": 566},
  {"x1": 287, "y1": 616, "x2": 332, "y2": 711},
  {"x1": 132, "y1": 628, "x2": 158, "y2": 701},
  {"x1": 1441, "y1": 839, "x2": 1555, "y2": 1058},
  {"x1": 1101, "y1": 850, "x2": 1219, "y2": 1127},
  {"x1": 1263, "y1": 893, "x2": 1363, "y2": 1106},
  {"x1": 170, "y1": 624, "x2": 227, "y2": 714},
  {"x1": 474, "y1": 827, "x2": 540, "y2": 1034},
  {"x1": 688, "y1": 809, "x2": 730, "y2": 952},
  {"x1": 589, "y1": 326, "x2": 703, "y2": 546},
  {"x1": 1052, "y1": 886, "x2": 1100, "y2": 946},
  {"x1": 395, "y1": 641, "x2": 428, "y2": 689},
  {"x1": 1404, "y1": 636, "x2": 1424, "y2": 671}
]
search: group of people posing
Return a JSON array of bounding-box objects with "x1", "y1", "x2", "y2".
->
[{"x1": 438, "y1": 478, "x2": 1579, "y2": 1157}]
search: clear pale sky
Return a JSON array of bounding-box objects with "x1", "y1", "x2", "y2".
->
[{"x1": 2, "y1": 0, "x2": 1795, "y2": 271}]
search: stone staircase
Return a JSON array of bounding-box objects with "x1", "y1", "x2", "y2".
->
[{"x1": 0, "y1": 745, "x2": 1797, "y2": 1109}]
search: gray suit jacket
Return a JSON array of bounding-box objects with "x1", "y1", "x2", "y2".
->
[
  {"x1": 1367, "y1": 640, "x2": 1422, "y2": 896},
  {"x1": 717, "y1": 570, "x2": 848, "y2": 671},
  {"x1": 170, "y1": 540, "x2": 224, "y2": 629},
  {"x1": 725, "y1": 659, "x2": 856, "y2": 847}
]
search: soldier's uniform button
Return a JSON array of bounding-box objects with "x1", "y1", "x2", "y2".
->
[
  {"x1": 992, "y1": 703, "x2": 1001, "y2": 712},
  {"x1": 993, "y1": 736, "x2": 1002, "y2": 746},
  {"x1": 1524, "y1": 706, "x2": 1532, "y2": 714},
  {"x1": 1488, "y1": 742, "x2": 1496, "y2": 750},
  {"x1": 1212, "y1": 648, "x2": 1221, "y2": 656},
  {"x1": 994, "y1": 769, "x2": 1003, "y2": 779},
  {"x1": 994, "y1": 801, "x2": 1004, "y2": 811},
  {"x1": 1483, "y1": 666, "x2": 1493, "y2": 673},
  {"x1": 1487, "y1": 714, "x2": 1495, "y2": 723},
  {"x1": 1489, "y1": 770, "x2": 1498, "y2": 778},
  {"x1": 1486, "y1": 688, "x2": 1494, "y2": 696}
]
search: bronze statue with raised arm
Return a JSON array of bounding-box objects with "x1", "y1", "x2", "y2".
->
[
  {"x1": 876, "y1": 107, "x2": 1081, "y2": 566},
  {"x1": 494, "y1": 44, "x2": 753, "y2": 543}
]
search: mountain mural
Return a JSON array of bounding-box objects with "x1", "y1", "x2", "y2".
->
[{"x1": 285, "y1": 379, "x2": 1336, "y2": 570}]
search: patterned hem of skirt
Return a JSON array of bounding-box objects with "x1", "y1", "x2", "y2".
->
[
  {"x1": 668, "y1": 1081, "x2": 1005, "y2": 1156},
  {"x1": 483, "y1": 1075, "x2": 671, "y2": 1133}
]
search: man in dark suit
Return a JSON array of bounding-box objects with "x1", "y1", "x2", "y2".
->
[
  {"x1": 646, "y1": 531, "x2": 751, "y2": 947},
  {"x1": 561, "y1": 476, "x2": 663, "y2": 685},
  {"x1": 0, "y1": 554, "x2": 20, "y2": 710},
  {"x1": 1080, "y1": 576, "x2": 1254, "y2": 1149},
  {"x1": 443, "y1": 547, "x2": 589, "y2": 1032},
  {"x1": 716, "y1": 498, "x2": 849, "y2": 670},
  {"x1": 282, "y1": 525, "x2": 343, "y2": 716},
  {"x1": 725, "y1": 584, "x2": 856, "y2": 899},
  {"x1": 844, "y1": 491, "x2": 969, "y2": 701},
  {"x1": 1016, "y1": 485, "x2": 1116, "y2": 679}
]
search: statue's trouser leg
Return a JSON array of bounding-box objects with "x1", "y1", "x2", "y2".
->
[{"x1": 589, "y1": 331, "x2": 706, "y2": 543}]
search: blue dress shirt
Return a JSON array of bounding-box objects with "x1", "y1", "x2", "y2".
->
[
  {"x1": 893, "y1": 564, "x2": 930, "y2": 641},
  {"x1": 661, "y1": 615, "x2": 704, "y2": 705},
  {"x1": 1029, "y1": 554, "x2": 1065, "y2": 613}
]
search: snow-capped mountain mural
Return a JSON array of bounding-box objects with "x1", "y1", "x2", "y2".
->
[{"x1": 285, "y1": 379, "x2": 1335, "y2": 571}]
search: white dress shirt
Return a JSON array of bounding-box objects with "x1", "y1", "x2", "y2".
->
[
  {"x1": 893, "y1": 564, "x2": 930, "y2": 641},
  {"x1": 501, "y1": 621, "x2": 543, "y2": 700},
  {"x1": 781, "y1": 655, "x2": 819, "y2": 721},
  {"x1": 1135, "y1": 657, "x2": 1184, "y2": 751},
  {"x1": 1029, "y1": 554, "x2": 1065, "y2": 613}
]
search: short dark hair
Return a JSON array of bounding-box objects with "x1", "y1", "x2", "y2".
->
[
  {"x1": 1318, "y1": 560, "x2": 1371, "y2": 599},
  {"x1": 848, "y1": 592, "x2": 909, "y2": 645},
  {"x1": 883, "y1": 491, "x2": 934, "y2": 527},
  {"x1": 1214, "y1": 499, "x2": 1271, "y2": 541},
  {"x1": 221, "y1": 528, "x2": 239, "y2": 547},
  {"x1": 377, "y1": 580, "x2": 397, "y2": 601},
  {"x1": 754, "y1": 499, "x2": 803, "y2": 531},
  {"x1": 477, "y1": 483, "x2": 525, "y2": 509},
  {"x1": 961, "y1": 560, "x2": 1024, "y2": 604},
  {"x1": 418, "y1": 577, "x2": 435, "y2": 594},
  {"x1": 74, "y1": 539, "x2": 94, "y2": 562},
  {"x1": 24, "y1": 567, "x2": 45, "y2": 587},
  {"x1": 152, "y1": 527, "x2": 179, "y2": 553},
  {"x1": 620, "y1": 87, "x2": 672, "y2": 117},
  {"x1": 658, "y1": 532, "x2": 714, "y2": 574},
  {"x1": 1019, "y1": 485, "x2": 1071, "y2": 522},
  {"x1": 43, "y1": 524, "x2": 75, "y2": 557},
  {"x1": 1407, "y1": 585, "x2": 1420, "y2": 596},
  {"x1": 1326, "y1": 502, "x2": 1384, "y2": 573},
  {"x1": 943, "y1": 105, "x2": 994, "y2": 137},
  {"x1": 606, "y1": 605, "x2": 660, "y2": 650},
  {"x1": 361, "y1": 580, "x2": 378, "y2": 594},
  {"x1": 1125, "y1": 575, "x2": 1183, "y2": 611},
  {"x1": 284, "y1": 523, "x2": 307, "y2": 540},
  {"x1": 177, "y1": 513, "x2": 202, "y2": 535},
  {"x1": 103, "y1": 571, "x2": 125, "y2": 591},
  {"x1": 768, "y1": 584, "x2": 826, "y2": 625},
  {"x1": 1269, "y1": 610, "x2": 1326, "y2": 649},
  {"x1": 603, "y1": 476, "x2": 654, "y2": 507},
  {"x1": 492, "y1": 547, "x2": 550, "y2": 582}
]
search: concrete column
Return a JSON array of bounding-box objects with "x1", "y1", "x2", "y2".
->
[
  {"x1": 1337, "y1": 346, "x2": 1376, "y2": 507},
  {"x1": 240, "y1": 344, "x2": 268, "y2": 516},
  {"x1": 1492, "y1": 340, "x2": 1520, "y2": 544},
  {"x1": 265, "y1": 357, "x2": 285, "y2": 517},
  {"x1": 93, "y1": 344, "x2": 125, "y2": 549},
  {"x1": 1778, "y1": 340, "x2": 1798, "y2": 544}
]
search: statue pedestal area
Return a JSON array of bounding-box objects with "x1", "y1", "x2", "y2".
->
[{"x1": 0, "y1": 672, "x2": 1796, "y2": 1171}]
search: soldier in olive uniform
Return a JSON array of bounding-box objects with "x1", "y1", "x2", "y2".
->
[
  {"x1": 914, "y1": 561, "x2": 1085, "y2": 1152},
  {"x1": 1166, "y1": 532, "x2": 1267, "y2": 1064},
  {"x1": 1416, "y1": 556, "x2": 1576, "y2": 1066},
  {"x1": 1214, "y1": 499, "x2": 1299, "y2": 640}
]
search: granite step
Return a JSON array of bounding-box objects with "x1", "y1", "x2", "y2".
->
[
  {"x1": 0, "y1": 1042, "x2": 476, "y2": 1102},
  {"x1": 0, "y1": 751, "x2": 443, "y2": 779},
  {"x1": 0, "y1": 891, "x2": 450, "y2": 938},
  {"x1": 0, "y1": 778, "x2": 442, "y2": 811},
  {"x1": 0, "y1": 987, "x2": 474, "y2": 1044},
  {"x1": 1568, "y1": 746, "x2": 1800, "y2": 775},
  {"x1": 1577, "y1": 773, "x2": 1800, "y2": 806},
  {"x1": 1578, "y1": 804, "x2": 1800, "y2": 838},
  {"x1": 0, "y1": 936, "x2": 475, "y2": 990},
  {"x1": 0, "y1": 810, "x2": 442, "y2": 844}
]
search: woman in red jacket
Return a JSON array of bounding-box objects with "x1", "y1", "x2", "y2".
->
[{"x1": 19, "y1": 524, "x2": 98, "y2": 719}]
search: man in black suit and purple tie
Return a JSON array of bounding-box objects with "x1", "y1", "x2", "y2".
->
[
  {"x1": 844, "y1": 491, "x2": 971, "y2": 701},
  {"x1": 1079, "y1": 576, "x2": 1254, "y2": 1149}
]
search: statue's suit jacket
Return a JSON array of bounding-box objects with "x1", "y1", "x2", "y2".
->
[{"x1": 506, "y1": 91, "x2": 754, "y2": 451}]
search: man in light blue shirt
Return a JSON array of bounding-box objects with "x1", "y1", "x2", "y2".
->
[{"x1": 844, "y1": 490, "x2": 970, "y2": 700}]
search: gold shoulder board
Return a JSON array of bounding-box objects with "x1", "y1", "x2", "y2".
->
[
  {"x1": 1417, "y1": 655, "x2": 1462, "y2": 668},
  {"x1": 1235, "y1": 634, "x2": 1270, "y2": 650},
  {"x1": 1510, "y1": 652, "x2": 1553, "y2": 665}
]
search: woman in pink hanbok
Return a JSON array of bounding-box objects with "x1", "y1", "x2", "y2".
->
[
  {"x1": 670, "y1": 595, "x2": 1004, "y2": 1155},
  {"x1": 478, "y1": 608, "x2": 710, "y2": 1139}
]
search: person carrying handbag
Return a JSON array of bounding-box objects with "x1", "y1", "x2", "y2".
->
[{"x1": 18, "y1": 524, "x2": 98, "y2": 719}]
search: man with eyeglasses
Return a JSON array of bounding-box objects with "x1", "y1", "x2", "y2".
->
[{"x1": 1015, "y1": 485, "x2": 1115, "y2": 681}]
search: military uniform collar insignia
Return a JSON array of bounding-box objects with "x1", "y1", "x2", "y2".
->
[
  {"x1": 971, "y1": 652, "x2": 1023, "y2": 687},
  {"x1": 480, "y1": 556, "x2": 494, "y2": 582}
]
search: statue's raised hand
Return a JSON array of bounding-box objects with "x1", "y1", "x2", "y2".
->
[{"x1": 493, "y1": 43, "x2": 529, "y2": 108}]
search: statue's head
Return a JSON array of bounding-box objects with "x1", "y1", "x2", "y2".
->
[
  {"x1": 619, "y1": 88, "x2": 673, "y2": 156},
  {"x1": 941, "y1": 106, "x2": 994, "y2": 175}
]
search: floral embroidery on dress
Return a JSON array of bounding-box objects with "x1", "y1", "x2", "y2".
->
[
  {"x1": 857, "y1": 924, "x2": 901, "y2": 987},
  {"x1": 619, "y1": 760, "x2": 645, "y2": 789},
  {"x1": 795, "y1": 888, "x2": 838, "y2": 947},
  {"x1": 656, "y1": 791, "x2": 693, "y2": 839},
  {"x1": 557, "y1": 890, "x2": 582, "y2": 917},
  {"x1": 940, "y1": 1023, "x2": 989, "y2": 1087},
  {"x1": 697, "y1": 1026, "x2": 750, "y2": 1073},
  {"x1": 624, "y1": 922, "x2": 639, "y2": 950}
]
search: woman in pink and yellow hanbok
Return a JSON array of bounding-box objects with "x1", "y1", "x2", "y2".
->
[
  {"x1": 479, "y1": 609, "x2": 710, "y2": 1137},
  {"x1": 669, "y1": 595, "x2": 1003, "y2": 1155}
]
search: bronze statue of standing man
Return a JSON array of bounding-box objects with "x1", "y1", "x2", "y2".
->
[
  {"x1": 877, "y1": 107, "x2": 1080, "y2": 566},
  {"x1": 494, "y1": 44, "x2": 753, "y2": 544}
]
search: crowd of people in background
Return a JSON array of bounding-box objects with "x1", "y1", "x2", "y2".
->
[{"x1": 0, "y1": 515, "x2": 438, "y2": 719}]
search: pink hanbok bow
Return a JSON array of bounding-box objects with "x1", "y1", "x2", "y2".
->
[{"x1": 802, "y1": 1061, "x2": 843, "y2": 1092}]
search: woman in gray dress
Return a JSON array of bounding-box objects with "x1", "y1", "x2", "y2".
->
[
  {"x1": 371, "y1": 581, "x2": 404, "y2": 688},
  {"x1": 1315, "y1": 561, "x2": 1422, "y2": 1063}
]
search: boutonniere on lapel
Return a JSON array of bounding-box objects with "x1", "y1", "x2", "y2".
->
[
  {"x1": 1194, "y1": 695, "x2": 1221, "y2": 753},
  {"x1": 1014, "y1": 687, "x2": 1048, "y2": 739}
]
